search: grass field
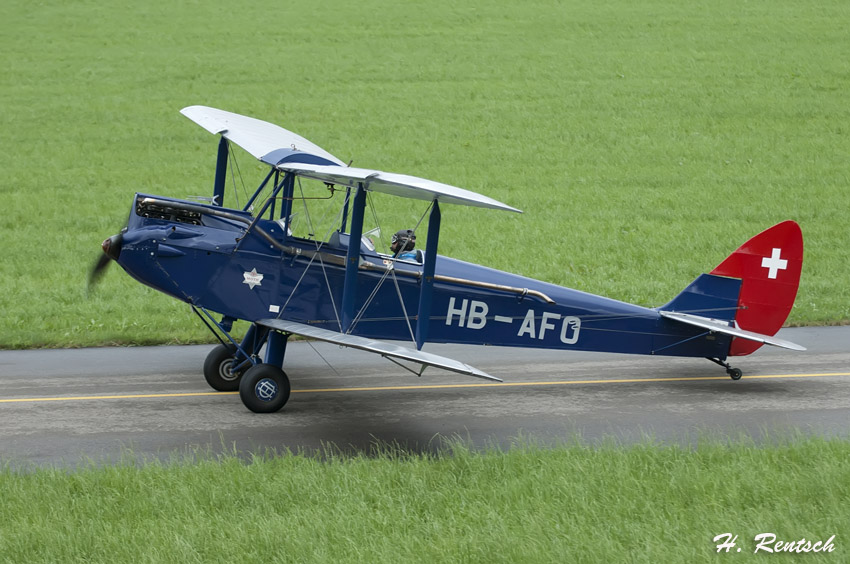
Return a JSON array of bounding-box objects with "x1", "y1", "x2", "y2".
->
[
  {"x1": 1, "y1": 437, "x2": 847, "y2": 563},
  {"x1": 1, "y1": 0, "x2": 849, "y2": 348}
]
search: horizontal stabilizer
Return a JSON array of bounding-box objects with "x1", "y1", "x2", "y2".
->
[
  {"x1": 256, "y1": 319, "x2": 502, "y2": 382},
  {"x1": 659, "y1": 311, "x2": 806, "y2": 351}
]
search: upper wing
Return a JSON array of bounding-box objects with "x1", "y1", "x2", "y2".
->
[
  {"x1": 181, "y1": 105, "x2": 520, "y2": 213},
  {"x1": 659, "y1": 311, "x2": 806, "y2": 351},
  {"x1": 255, "y1": 319, "x2": 502, "y2": 382},
  {"x1": 180, "y1": 105, "x2": 346, "y2": 166},
  {"x1": 277, "y1": 162, "x2": 522, "y2": 213}
]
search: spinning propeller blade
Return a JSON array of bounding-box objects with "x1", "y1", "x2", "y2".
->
[{"x1": 88, "y1": 231, "x2": 124, "y2": 291}]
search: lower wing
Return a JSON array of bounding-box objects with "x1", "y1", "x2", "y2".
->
[{"x1": 255, "y1": 319, "x2": 501, "y2": 382}]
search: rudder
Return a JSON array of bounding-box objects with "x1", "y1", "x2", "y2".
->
[{"x1": 710, "y1": 220, "x2": 803, "y2": 356}]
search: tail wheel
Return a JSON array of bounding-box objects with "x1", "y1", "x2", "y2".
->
[
  {"x1": 203, "y1": 343, "x2": 243, "y2": 391},
  {"x1": 707, "y1": 357, "x2": 744, "y2": 381},
  {"x1": 239, "y1": 364, "x2": 291, "y2": 413}
]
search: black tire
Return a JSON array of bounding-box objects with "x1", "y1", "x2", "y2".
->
[
  {"x1": 728, "y1": 368, "x2": 743, "y2": 381},
  {"x1": 203, "y1": 343, "x2": 243, "y2": 391},
  {"x1": 239, "y1": 364, "x2": 291, "y2": 413}
]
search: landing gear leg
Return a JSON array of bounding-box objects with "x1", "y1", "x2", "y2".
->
[
  {"x1": 201, "y1": 322, "x2": 269, "y2": 391},
  {"x1": 706, "y1": 357, "x2": 743, "y2": 380},
  {"x1": 240, "y1": 331, "x2": 291, "y2": 413}
]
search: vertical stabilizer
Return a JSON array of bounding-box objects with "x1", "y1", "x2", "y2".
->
[{"x1": 710, "y1": 221, "x2": 803, "y2": 356}]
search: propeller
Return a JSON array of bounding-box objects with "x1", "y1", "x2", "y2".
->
[{"x1": 88, "y1": 231, "x2": 124, "y2": 291}]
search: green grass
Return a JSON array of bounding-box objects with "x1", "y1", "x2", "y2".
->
[
  {"x1": 1, "y1": 437, "x2": 847, "y2": 563},
  {"x1": 2, "y1": 0, "x2": 849, "y2": 348}
]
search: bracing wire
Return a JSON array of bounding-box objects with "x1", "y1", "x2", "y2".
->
[
  {"x1": 226, "y1": 142, "x2": 249, "y2": 209},
  {"x1": 296, "y1": 176, "x2": 316, "y2": 237},
  {"x1": 347, "y1": 201, "x2": 432, "y2": 343},
  {"x1": 306, "y1": 341, "x2": 341, "y2": 377},
  {"x1": 277, "y1": 192, "x2": 351, "y2": 328},
  {"x1": 366, "y1": 193, "x2": 386, "y2": 250}
]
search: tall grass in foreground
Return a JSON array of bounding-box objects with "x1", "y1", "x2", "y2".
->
[{"x1": 1, "y1": 437, "x2": 847, "y2": 563}]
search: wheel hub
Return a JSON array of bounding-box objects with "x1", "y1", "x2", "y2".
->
[
  {"x1": 255, "y1": 378, "x2": 279, "y2": 402},
  {"x1": 218, "y1": 359, "x2": 239, "y2": 382}
]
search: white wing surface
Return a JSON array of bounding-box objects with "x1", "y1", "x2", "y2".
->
[
  {"x1": 256, "y1": 319, "x2": 502, "y2": 382},
  {"x1": 278, "y1": 162, "x2": 522, "y2": 213},
  {"x1": 180, "y1": 105, "x2": 346, "y2": 166}
]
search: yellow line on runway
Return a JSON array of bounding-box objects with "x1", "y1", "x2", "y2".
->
[
  {"x1": 293, "y1": 372, "x2": 850, "y2": 393},
  {"x1": 0, "y1": 391, "x2": 236, "y2": 403},
  {"x1": 1, "y1": 372, "x2": 849, "y2": 404}
]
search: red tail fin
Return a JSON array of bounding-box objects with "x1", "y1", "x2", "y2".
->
[{"x1": 710, "y1": 221, "x2": 803, "y2": 356}]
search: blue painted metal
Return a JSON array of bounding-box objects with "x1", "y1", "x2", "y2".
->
[
  {"x1": 239, "y1": 323, "x2": 265, "y2": 356},
  {"x1": 259, "y1": 148, "x2": 339, "y2": 167},
  {"x1": 230, "y1": 322, "x2": 268, "y2": 373},
  {"x1": 213, "y1": 137, "x2": 228, "y2": 206},
  {"x1": 264, "y1": 330, "x2": 288, "y2": 368},
  {"x1": 156, "y1": 244, "x2": 185, "y2": 258},
  {"x1": 196, "y1": 307, "x2": 258, "y2": 367},
  {"x1": 250, "y1": 172, "x2": 288, "y2": 222},
  {"x1": 660, "y1": 273, "x2": 741, "y2": 321},
  {"x1": 341, "y1": 185, "x2": 366, "y2": 332},
  {"x1": 340, "y1": 188, "x2": 351, "y2": 233},
  {"x1": 414, "y1": 201, "x2": 440, "y2": 350},
  {"x1": 220, "y1": 315, "x2": 235, "y2": 333},
  {"x1": 651, "y1": 330, "x2": 711, "y2": 355},
  {"x1": 279, "y1": 173, "x2": 295, "y2": 243},
  {"x1": 243, "y1": 167, "x2": 278, "y2": 213},
  {"x1": 273, "y1": 170, "x2": 280, "y2": 218}
]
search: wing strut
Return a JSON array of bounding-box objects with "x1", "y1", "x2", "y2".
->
[
  {"x1": 341, "y1": 183, "x2": 367, "y2": 332},
  {"x1": 414, "y1": 200, "x2": 440, "y2": 349},
  {"x1": 213, "y1": 137, "x2": 228, "y2": 206}
]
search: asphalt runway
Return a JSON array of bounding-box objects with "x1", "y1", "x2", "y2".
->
[{"x1": 1, "y1": 326, "x2": 848, "y2": 467}]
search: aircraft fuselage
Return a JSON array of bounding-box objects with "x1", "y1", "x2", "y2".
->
[{"x1": 116, "y1": 193, "x2": 731, "y2": 360}]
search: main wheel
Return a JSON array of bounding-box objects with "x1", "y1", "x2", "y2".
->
[
  {"x1": 239, "y1": 364, "x2": 291, "y2": 413},
  {"x1": 728, "y1": 367, "x2": 743, "y2": 381},
  {"x1": 203, "y1": 343, "x2": 243, "y2": 391}
]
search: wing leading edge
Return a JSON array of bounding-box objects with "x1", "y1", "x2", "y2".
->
[{"x1": 255, "y1": 319, "x2": 502, "y2": 382}]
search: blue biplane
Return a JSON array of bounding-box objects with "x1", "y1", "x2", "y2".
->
[{"x1": 92, "y1": 106, "x2": 805, "y2": 412}]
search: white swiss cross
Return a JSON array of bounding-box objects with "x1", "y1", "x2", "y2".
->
[{"x1": 761, "y1": 248, "x2": 788, "y2": 279}]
